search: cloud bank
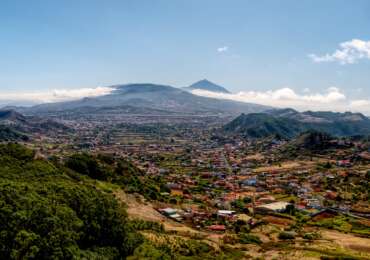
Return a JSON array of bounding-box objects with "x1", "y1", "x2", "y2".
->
[
  {"x1": 191, "y1": 87, "x2": 370, "y2": 115},
  {"x1": 0, "y1": 85, "x2": 368, "y2": 116},
  {"x1": 309, "y1": 39, "x2": 370, "y2": 64},
  {"x1": 0, "y1": 86, "x2": 115, "y2": 105}
]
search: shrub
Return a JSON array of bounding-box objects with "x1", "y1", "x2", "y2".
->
[
  {"x1": 239, "y1": 233, "x2": 262, "y2": 245},
  {"x1": 303, "y1": 232, "x2": 320, "y2": 240},
  {"x1": 278, "y1": 231, "x2": 296, "y2": 240},
  {"x1": 65, "y1": 153, "x2": 109, "y2": 180}
]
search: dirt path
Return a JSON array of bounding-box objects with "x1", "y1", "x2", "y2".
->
[{"x1": 115, "y1": 191, "x2": 166, "y2": 222}]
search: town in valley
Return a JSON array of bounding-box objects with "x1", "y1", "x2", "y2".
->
[{"x1": 1, "y1": 81, "x2": 369, "y2": 259}]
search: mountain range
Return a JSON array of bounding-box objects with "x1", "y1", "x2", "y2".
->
[
  {"x1": 224, "y1": 108, "x2": 370, "y2": 138},
  {"x1": 4, "y1": 81, "x2": 369, "y2": 139},
  {"x1": 17, "y1": 82, "x2": 268, "y2": 116}
]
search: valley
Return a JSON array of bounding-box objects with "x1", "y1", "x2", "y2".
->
[{"x1": 0, "y1": 82, "x2": 369, "y2": 259}]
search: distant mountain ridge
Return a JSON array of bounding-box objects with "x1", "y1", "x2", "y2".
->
[
  {"x1": 0, "y1": 110, "x2": 70, "y2": 135},
  {"x1": 20, "y1": 83, "x2": 269, "y2": 116},
  {"x1": 182, "y1": 79, "x2": 231, "y2": 93},
  {"x1": 224, "y1": 109, "x2": 370, "y2": 138},
  {"x1": 0, "y1": 110, "x2": 27, "y2": 123}
]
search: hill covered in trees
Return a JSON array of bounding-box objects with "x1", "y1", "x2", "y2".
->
[
  {"x1": 224, "y1": 109, "x2": 370, "y2": 139},
  {"x1": 0, "y1": 143, "x2": 145, "y2": 259}
]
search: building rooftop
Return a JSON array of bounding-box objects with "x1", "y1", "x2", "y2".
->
[{"x1": 256, "y1": 201, "x2": 290, "y2": 212}]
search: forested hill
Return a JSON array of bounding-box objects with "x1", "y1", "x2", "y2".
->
[
  {"x1": 0, "y1": 143, "x2": 145, "y2": 259},
  {"x1": 224, "y1": 110, "x2": 370, "y2": 139}
]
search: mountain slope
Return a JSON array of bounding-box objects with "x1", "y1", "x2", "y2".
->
[
  {"x1": 182, "y1": 79, "x2": 231, "y2": 93},
  {"x1": 23, "y1": 83, "x2": 268, "y2": 116},
  {"x1": 225, "y1": 109, "x2": 370, "y2": 138},
  {"x1": 0, "y1": 125, "x2": 29, "y2": 141},
  {"x1": 224, "y1": 113, "x2": 306, "y2": 138},
  {"x1": 0, "y1": 110, "x2": 70, "y2": 135}
]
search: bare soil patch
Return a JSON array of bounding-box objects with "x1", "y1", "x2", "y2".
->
[{"x1": 321, "y1": 230, "x2": 370, "y2": 254}]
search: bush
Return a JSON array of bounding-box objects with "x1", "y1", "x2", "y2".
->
[
  {"x1": 65, "y1": 153, "x2": 110, "y2": 180},
  {"x1": 303, "y1": 232, "x2": 320, "y2": 240},
  {"x1": 278, "y1": 231, "x2": 296, "y2": 240},
  {"x1": 243, "y1": 196, "x2": 252, "y2": 203},
  {"x1": 239, "y1": 233, "x2": 262, "y2": 245},
  {"x1": 130, "y1": 219, "x2": 164, "y2": 232}
]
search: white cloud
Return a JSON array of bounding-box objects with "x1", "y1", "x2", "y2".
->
[
  {"x1": 217, "y1": 46, "x2": 229, "y2": 53},
  {"x1": 309, "y1": 39, "x2": 370, "y2": 64},
  {"x1": 191, "y1": 87, "x2": 370, "y2": 115},
  {"x1": 1, "y1": 84, "x2": 368, "y2": 116},
  {"x1": 350, "y1": 99, "x2": 370, "y2": 108},
  {"x1": 0, "y1": 86, "x2": 115, "y2": 104}
]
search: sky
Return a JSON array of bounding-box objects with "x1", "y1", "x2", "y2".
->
[{"x1": 0, "y1": 0, "x2": 370, "y2": 114}]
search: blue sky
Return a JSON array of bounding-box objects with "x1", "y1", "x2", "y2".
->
[{"x1": 0, "y1": 0, "x2": 370, "y2": 113}]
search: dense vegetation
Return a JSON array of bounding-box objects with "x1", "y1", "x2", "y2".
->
[
  {"x1": 224, "y1": 113, "x2": 303, "y2": 139},
  {"x1": 0, "y1": 143, "x2": 144, "y2": 259},
  {"x1": 65, "y1": 153, "x2": 164, "y2": 201}
]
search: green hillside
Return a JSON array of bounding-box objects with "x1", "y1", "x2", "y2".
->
[
  {"x1": 225, "y1": 110, "x2": 370, "y2": 139},
  {"x1": 224, "y1": 113, "x2": 307, "y2": 139}
]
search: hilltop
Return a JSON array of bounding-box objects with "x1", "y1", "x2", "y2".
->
[
  {"x1": 224, "y1": 109, "x2": 370, "y2": 138},
  {"x1": 182, "y1": 79, "x2": 231, "y2": 93}
]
